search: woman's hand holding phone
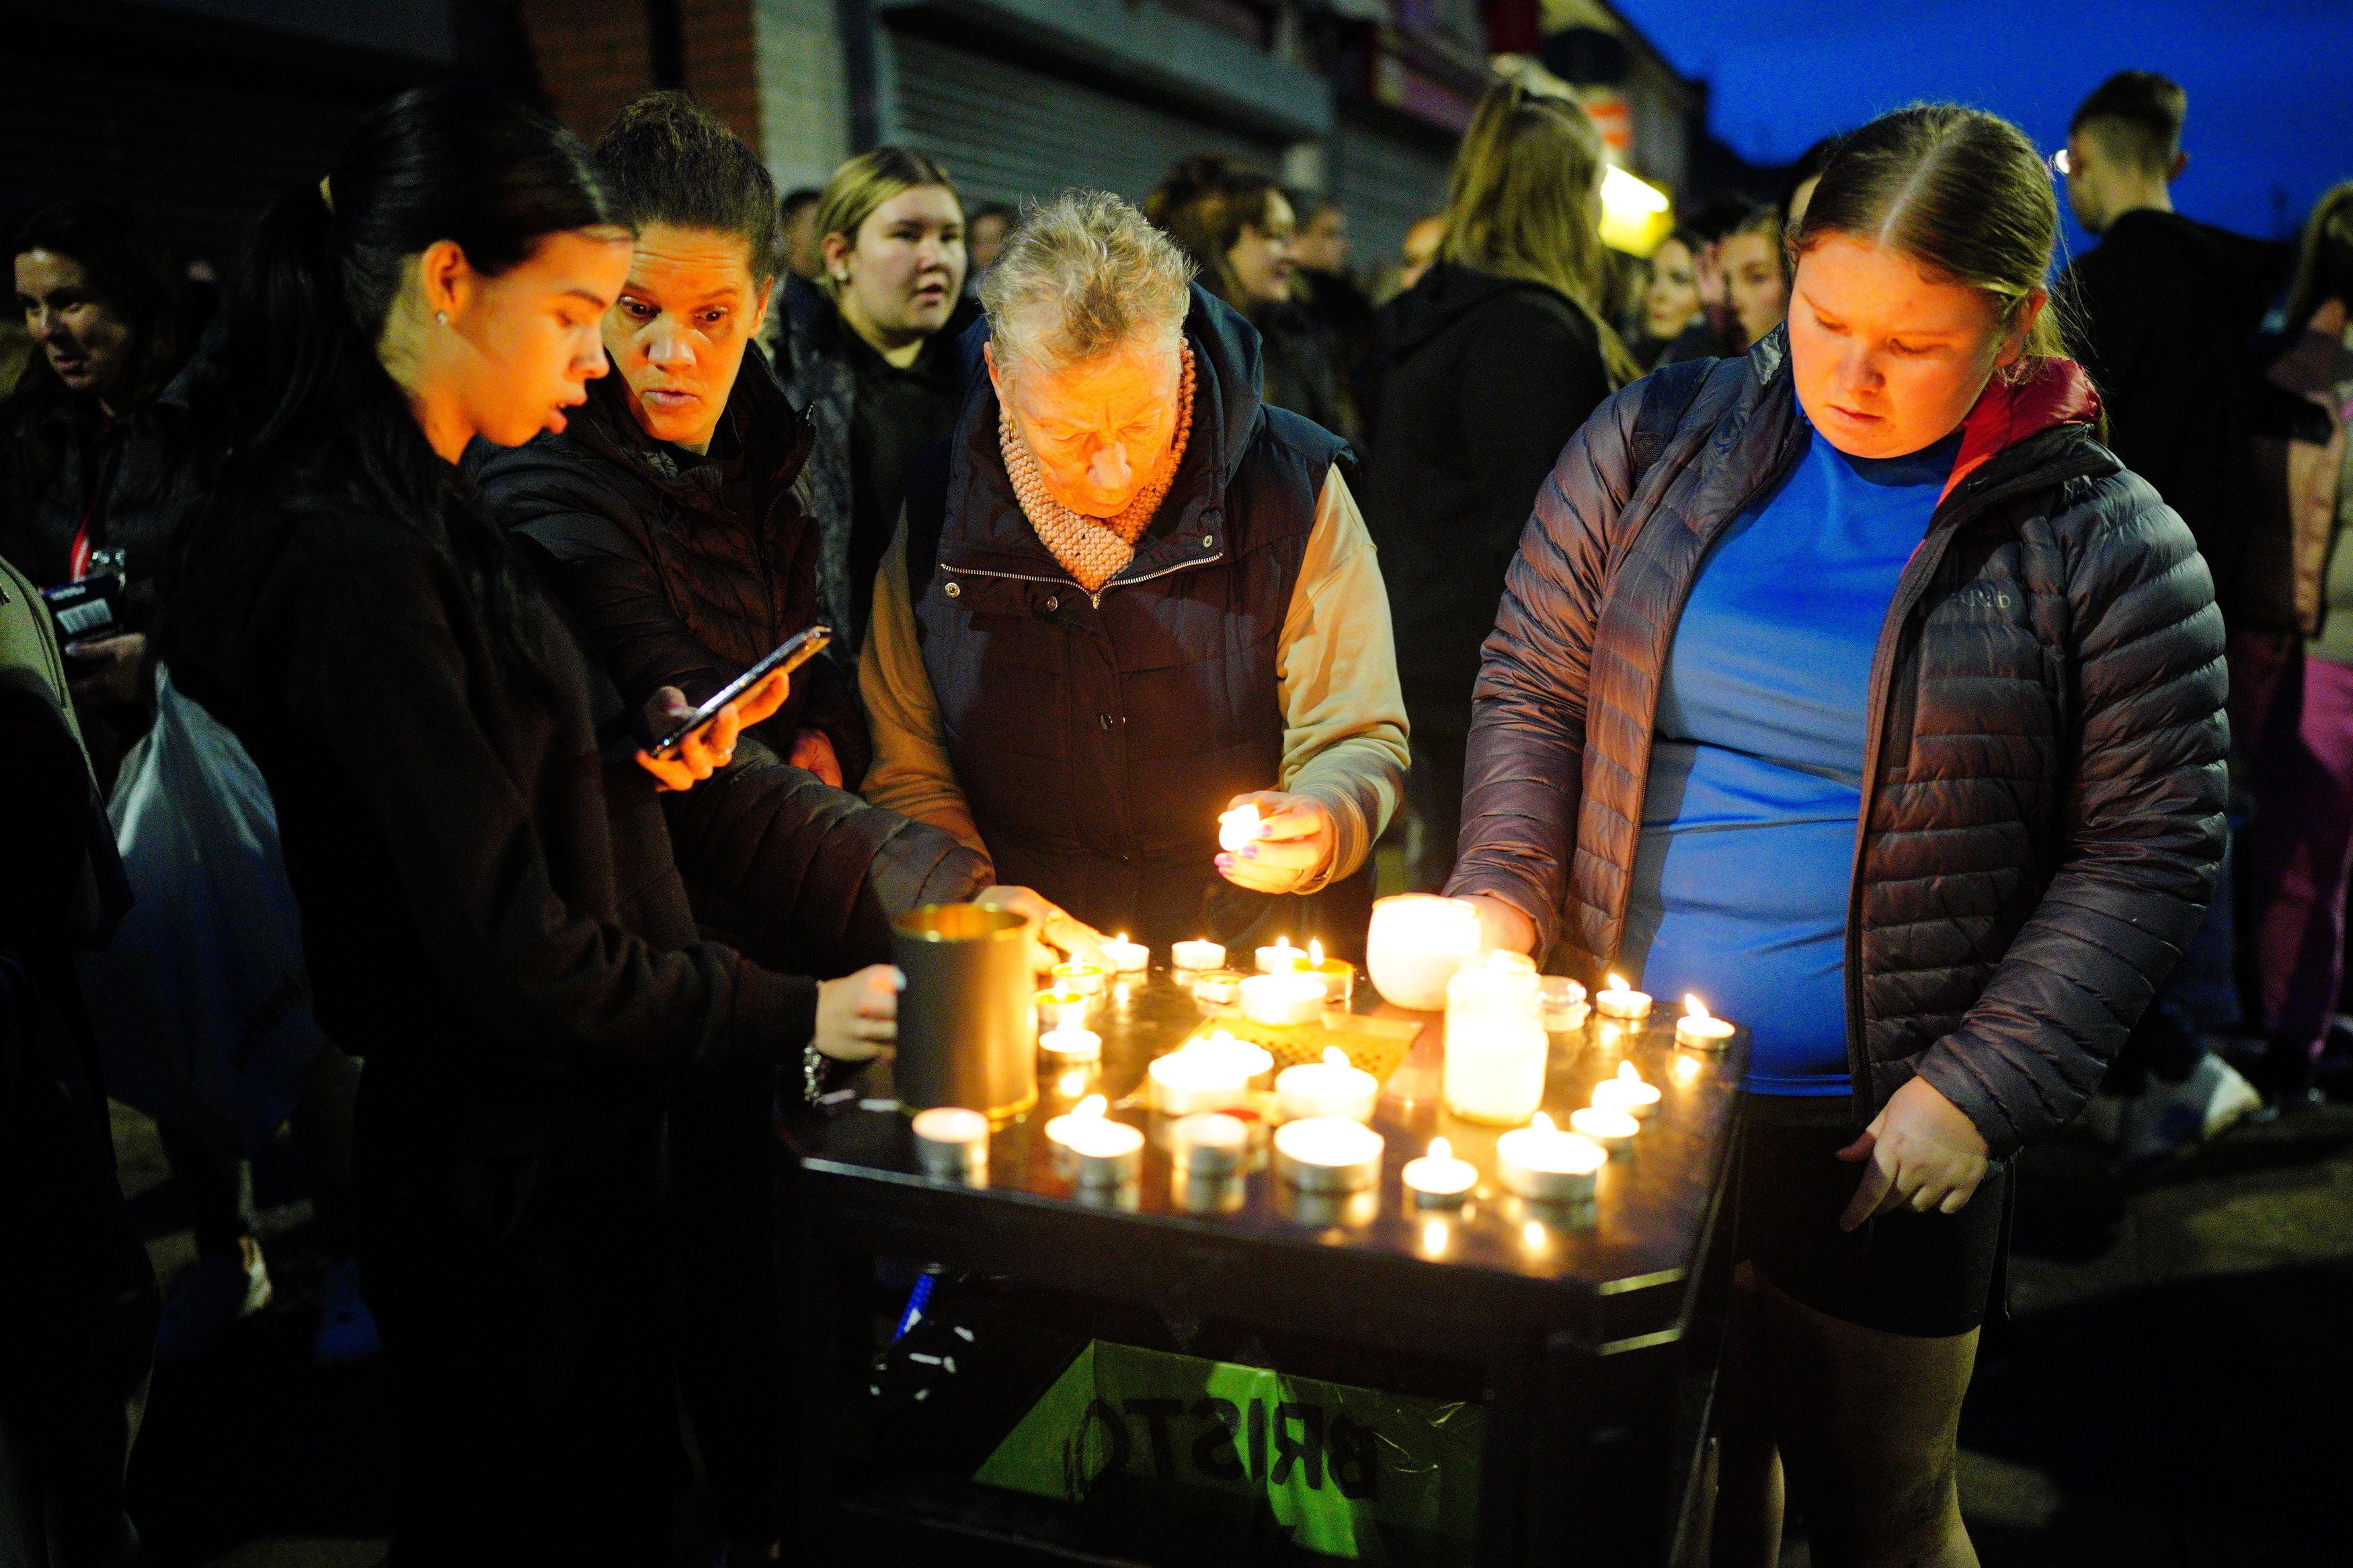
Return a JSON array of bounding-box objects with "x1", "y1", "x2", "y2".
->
[{"x1": 633, "y1": 669, "x2": 790, "y2": 791}]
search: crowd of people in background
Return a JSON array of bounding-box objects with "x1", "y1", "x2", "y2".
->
[{"x1": 1, "y1": 48, "x2": 2347, "y2": 1568}]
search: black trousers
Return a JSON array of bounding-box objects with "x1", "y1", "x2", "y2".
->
[{"x1": 356, "y1": 1059, "x2": 682, "y2": 1566}]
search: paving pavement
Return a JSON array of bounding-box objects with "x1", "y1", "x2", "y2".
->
[{"x1": 108, "y1": 1093, "x2": 2352, "y2": 1568}]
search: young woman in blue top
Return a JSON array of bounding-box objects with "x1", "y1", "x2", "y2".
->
[{"x1": 1450, "y1": 107, "x2": 2226, "y2": 1567}]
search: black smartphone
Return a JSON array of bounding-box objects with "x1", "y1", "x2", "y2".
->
[{"x1": 649, "y1": 625, "x2": 832, "y2": 756}]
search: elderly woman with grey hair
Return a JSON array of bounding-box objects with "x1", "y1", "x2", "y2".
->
[{"x1": 861, "y1": 190, "x2": 1408, "y2": 952}]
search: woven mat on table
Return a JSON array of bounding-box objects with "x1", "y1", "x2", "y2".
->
[{"x1": 1186, "y1": 1011, "x2": 1424, "y2": 1085}]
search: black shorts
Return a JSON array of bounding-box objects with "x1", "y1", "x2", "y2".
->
[{"x1": 1734, "y1": 1093, "x2": 2009, "y2": 1338}]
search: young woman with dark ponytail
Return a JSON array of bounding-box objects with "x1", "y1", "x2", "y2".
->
[
  {"x1": 1445, "y1": 105, "x2": 2225, "y2": 1565},
  {"x1": 166, "y1": 84, "x2": 898, "y2": 1561}
]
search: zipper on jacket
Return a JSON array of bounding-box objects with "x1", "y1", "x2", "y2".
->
[
  {"x1": 946, "y1": 546, "x2": 1226, "y2": 611},
  {"x1": 1837, "y1": 448, "x2": 2118, "y2": 1117}
]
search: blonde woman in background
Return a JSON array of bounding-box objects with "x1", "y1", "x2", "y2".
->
[
  {"x1": 1355, "y1": 79, "x2": 1635, "y2": 891},
  {"x1": 772, "y1": 147, "x2": 972, "y2": 651}
]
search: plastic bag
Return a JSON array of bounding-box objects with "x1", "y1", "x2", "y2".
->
[{"x1": 77, "y1": 665, "x2": 325, "y2": 1153}]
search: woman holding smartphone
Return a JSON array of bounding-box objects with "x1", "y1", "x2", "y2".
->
[
  {"x1": 1447, "y1": 106, "x2": 2225, "y2": 1565},
  {"x1": 166, "y1": 85, "x2": 894, "y2": 1561}
]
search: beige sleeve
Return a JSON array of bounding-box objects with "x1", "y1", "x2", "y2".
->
[
  {"x1": 1276, "y1": 467, "x2": 1412, "y2": 893},
  {"x1": 858, "y1": 522, "x2": 993, "y2": 866}
]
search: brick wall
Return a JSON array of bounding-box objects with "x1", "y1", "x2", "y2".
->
[{"x1": 520, "y1": 0, "x2": 761, "y2": 147}]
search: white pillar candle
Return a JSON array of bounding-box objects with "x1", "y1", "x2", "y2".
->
[
  {"x1": 1218, "y1": 802, "x2": 1265, "y2": 853},
  {"x1": 1045, "y1": 1094, "x2": 1111, "y2": 1178},
  {"x1": 1568, "y1": 1104, "x2": 1640, "y2": 1156},
  {"x1": 1276, "y1": 1046, "x2": 1378, "y2": 1123},
  {"x1": 911, "y1": 1106, "x2": 989, "y2": 1184},
  {"x1": 1590, "y1": 1061, "x2": 1661, "y2": 1120},
  {"x1": 1497, "y1": 1112, "x2": 1604, "y2": 1202},
  {"x1": 1305, "y1": 939, "x2": 1355, "y2": 1012},
  {"x1": 1148, "y1": 1045, "x2": 1251, "y2": 1116},
  {"x1": 1052, "y1": 961, "x2": 1107, "y2": 995},
  {"x1": 1168, "y1": 1112, "x2": 1249, "y2": 1180},
  {"x1": 1594, "y1": 972, "x2": 1652, "y2": 1020},
  {"x1": 1065, "y1": 1116, "x2": 1144, "y2": 1187},
  {"x1": 1256, "y1": 936, "x2": 1306, "y2": 973},
  {"x1": 1401, "y1": 1136, "x2": 1478, "y2": 1207},
  {"x1": 1039, "y1": 1026, "x2": 1101, "y2": 1067},
  {"x1": 1101, "y1": 934, "x2": 1149, "y2": 973},
  {"x1": 1365, "y1": 894, "x2": 1484, "y2": 1010},
  {"x1": 1675, "y1": 993, "x2": 1736, "y2": 1050},
  {"x1": 1171, "y1": 939, "x2": 1226, "y2": 973},
  {"x1": 1271, "y1": 1116, "x2": 1384, "y2": 1193},
  {"x1": 1240, "y1": 971, "x2": 1326, "y2": 1027}
]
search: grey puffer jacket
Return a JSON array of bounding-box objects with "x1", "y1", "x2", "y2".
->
[{"x1": 1448, "y1": 331, "x2": 2228, "y2": 1156}]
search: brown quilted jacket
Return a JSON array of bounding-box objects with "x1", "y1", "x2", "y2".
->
[{"x1": 1447, "y1": 333, "x2": 2229, "y2": 1155}]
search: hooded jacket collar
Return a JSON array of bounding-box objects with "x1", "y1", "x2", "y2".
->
[
  {"x1": 938, "y1": 283, "x2": 1267, "y2": 583},
  {"x1": 571, "y1": 340, "x2": 813, "y2": 524},
  {"x1": 1938, "y1": 356, "x2": 2105, "y2": 503}
]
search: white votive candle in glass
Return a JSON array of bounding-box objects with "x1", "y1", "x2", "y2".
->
[
  {"x1": 1276, "y1": 1046, "x2": 1378, "y2": 1123},
  {"x1": 1045, "y1": 1094, "x2": 1111, "y2": 1178},
  {"x1": 1256, "y1": 936, "x2": 1305, "y2": 973},
  {"x1": 1540, "y1": 975, "x2": 1589, "y2": 1030},
  {"x1": 1066, "y1": 1116, "x2": 1144, "y2": 1187},
  {"x1": 1569, "y1": 1104, "x2": 1640, "y2": 1156},
  {"x1": 1591, "y1": 1060, "x2": 1661, "y2": 1120},
  {"x1": 1218, "y1": 802, "x2": 1264, "y2": 853},
  {"x1": 1271, "y1": 1116, "x2": 1384, "y2": 1193},
  {"x1": 1442, "y1": 954, "x2": 1549, "y2": 1124},
  {"x1": 1148, "y1": 1045, "x2": 1250, "y2": 1116},
  {"x1": 1102, "y1": 933, "x2": 1149, "y2": 974},
  {"x1": 1365, "y1": 894, "x2": 1484, "y2": 1010},
  {"x1": 1676, "y1": 993, "x2": 1736, "y2": 1050},
  {"x1": 1171, "y1": 938, "x2": 1226, "y2": 973},
  {"x1": 1497, "y1": 1113, "x2": 1604, "y2": 1202},
  {"x1": 1053, "y1": 961, "x2": 1107, "y2": 995},
  {"x1": 1401, "y1": 1136, "x2": 1478, "y2": 1208},
  {"x1": 911, "y1": 1106, "x2": 989, "y2": 1184},
  {"x1": 1240, "y1": 971, "x2": 1326, "y2": 1027},
  {"x1": 1594, "y1": 972, "x2": 1652, "y2": 1020}
]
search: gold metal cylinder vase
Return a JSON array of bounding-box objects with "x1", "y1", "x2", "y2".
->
[{"x1": 891, "y1": 903, "x2": 1038, "y2": 1120}]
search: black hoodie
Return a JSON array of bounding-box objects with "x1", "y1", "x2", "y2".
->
[
  {"x1": 1356, "y1": 262, "x2": 1613, "y2": 735},
  {"x1": 2063, "y1": 208, "x2": 2290, "y2": 615}
]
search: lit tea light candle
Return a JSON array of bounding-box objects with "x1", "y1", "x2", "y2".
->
[
  {"x1": 1045, "y1": 1094, "x2": 1110, "y2": 1178},
  {"x1": 1035, "y1": 985, "x2": 1090, "y2": 1032},
  {"x1": 1590, "y1": 1060, "x2": 1661, "y2": 1120},
  {"x1": 1256, "y1": 936, "x2": 1306, "y2": 973},
  {"x1": 1039, "y1": 1026, "x2": 1101, "y2": 1068},
  {"x1": 1052, "y1": 961, "x2": 1107, "y2": 995},
  {"x1": 1365, "y1": 894, "x2": 1484, "y2": 1010},
  {"x1": 1218, "y1": 802, "x2": 1265, "y2": 853},
  {"x1": 911, "y1": 1106, "x2": 988, "y2": 1184},
  {"x1": 1497, "y1": 1112, "x2": 1604, "y2": 1202},
  {"x1": 1675, "y1": 993, "x2": 1736, "y2": 1050},
  {"x1": 1569, "y1": 1104, "x2": 1640, "y2": 1156},
  {"x1": 1169, "y1": 1112, "x2": 1248, "y2": 1181},
  {"x1": 1275, "y1": 1046, "x2": 1378, "y2": 1123},
  {"x1": 1195, "y1": 1029, "x2": 1274, "y2": 1085},
  {"x1": 1066, "y1": 1116, "x2": 1144, "y2": 1187},
  {"x1": 1148, "y1": 1044, "x2": 1251, "y2": 1116},
  {"x1": 1401, "y1": 1136, "x2": 1477, "y2": 1207},
  {"x1": 1191, "y1": 968, "x2": 1244, "y2": 1008},
  {"x1": 1540, "y1": 975, "x2": 1589, "y2": 1030},
  {"x1": 1240, "y1": 970, "x2": 1326, "y2": 1026},
  {"x1": 1101, "y1": 933, "x2": 1149, "y2": 974},
  {"x1": 1271, "y1": 1116, "x2": 1384, "y2": 1193},
  {"x1": 1171, "y1": 938, "x2": 1226, "y2": 973},
  {"x1": 1305, "y1": 939, "x2": 1355, "y2": 1011},
  {"x1": 1594, "y1": 973, "x2": 1652, "y2": 1020}
]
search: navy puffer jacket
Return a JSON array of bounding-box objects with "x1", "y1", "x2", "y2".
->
[{"x1": 1447, "y1": 331, "x2": 2228, "y2": 1155}]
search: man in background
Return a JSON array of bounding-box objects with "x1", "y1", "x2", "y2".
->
[{"x1": 779, "y1": 185, "x2": 822, "y2": 281}]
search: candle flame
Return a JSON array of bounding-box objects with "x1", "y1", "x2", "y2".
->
[
  {"x1": 1117, "y1": 933, "x2": 1129, "y2": 944},
  {"x1": 1429, "y1": 1137, "x2": 1451, "y2": 1160},
  {"x1": 1685, "y1": 993, "x2": 1710, "y2": 1020},
  {"x1": 1323, "y1": 1046, "x2": 1349, "y2": 1069},
  {"x1": 1531, "y1": 1111, "x2": 1556, "y2": 1134},
  {"x1": 1308, "y1": 938, "x2": 1324, "y2": 966},
  {"x1": 1618, "y1": 1061, "x2": 1643, "y2": 1085},
  {"x1": 1076, "y1": 1094, "x2": 1107, "y2": 1119},
  {"x1": 1608, "y1": 973, "x2": 1629, "y2": 992}
]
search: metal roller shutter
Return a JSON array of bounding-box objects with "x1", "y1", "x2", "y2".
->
[
  {"x1": 887, "y1": 29, "x2": 1279, "y2": 209},
  {"x1": 1326, "y1": 106, "x2": 1454, "y2": 280}
]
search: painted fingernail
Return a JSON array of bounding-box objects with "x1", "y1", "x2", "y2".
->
[
  {"x1": 1214, "y1": 854, "x2": 1234, "y2": 870},
  {"x1": 1241, "y1": 844, "x2": 1259, "y2": 860}
]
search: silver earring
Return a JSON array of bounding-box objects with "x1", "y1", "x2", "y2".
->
[{"x1": 436, "y1": 311, "x2": 448, "y2": 326}]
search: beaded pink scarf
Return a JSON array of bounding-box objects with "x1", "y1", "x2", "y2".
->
[{"x1": 998, "y1": 343, "x2": 1196, "y2": 593}]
